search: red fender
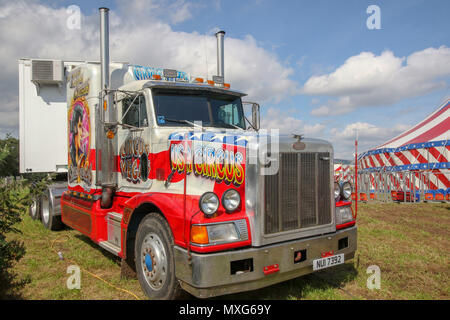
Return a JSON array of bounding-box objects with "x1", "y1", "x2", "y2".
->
[{"x1": 122, "y1": 192, "x2": 187, "y2": 249}]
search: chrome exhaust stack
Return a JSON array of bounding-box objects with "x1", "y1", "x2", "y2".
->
[
  {"x1": 215, "y1": 30, "x2": 225, "y2": 85},
  {"x1": 98, "y1": 7, "x2": 116, "y2": 200},
  {"x1": 100, "y1": 7, "x2": 110, "y2": 102}
]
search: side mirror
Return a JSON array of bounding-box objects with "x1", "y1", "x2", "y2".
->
[
  {"x1": 243, "y1": 101, "x2": 260, "y2": 131},
  {"x1": 251, "y1": 103, "x2": 260, "y2": 131}
]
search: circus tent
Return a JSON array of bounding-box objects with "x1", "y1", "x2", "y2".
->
[
  {"x1": 357, "y1": 99, "x2": 450, "y2": 199},
  {"x1": 334, "y1": 163, "x2": 354, "y2": 184}
]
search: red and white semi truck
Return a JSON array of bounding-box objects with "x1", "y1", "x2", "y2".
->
[{"x1": 19, "y1": 8, "x2": 357, "y2": 299}]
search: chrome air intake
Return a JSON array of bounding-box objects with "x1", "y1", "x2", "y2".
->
[
  {"x1": 246, "y1": 136, "x2": 335, "y2": 247},
  {"x1": 264, "y1": 152, "x2": 332, "y2": 234}
]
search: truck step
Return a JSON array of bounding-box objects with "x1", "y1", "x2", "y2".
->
[
  {"x1": 107, "y1": 211, "x2": 122, "y2": 221},
  {"x1": 99, "y1": 240, "x2": 121, "y2": 256}
]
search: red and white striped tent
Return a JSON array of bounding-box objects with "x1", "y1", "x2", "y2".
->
[
  {"x1": 358, "y1": 99, "x2": 450, "y2": 193},
  {"x1": 334, "y1": 163, "x2": 355, "y2": 184}
]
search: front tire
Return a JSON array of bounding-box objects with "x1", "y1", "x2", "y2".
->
[
  {"x1": 135, "y1": 213, "x2": 182, "y2": 300},
  {"x1": 41, "y1": 191, "x2": 63, "y2": 231}
]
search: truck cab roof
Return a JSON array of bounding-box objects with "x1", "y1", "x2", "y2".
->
[{"x1": 119, "y1": 79, "x2": 247, "y2": 98}]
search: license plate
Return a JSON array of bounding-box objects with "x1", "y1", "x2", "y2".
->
[{"x1": 313, "y1": 253, "x2": 344, "y2": 271}]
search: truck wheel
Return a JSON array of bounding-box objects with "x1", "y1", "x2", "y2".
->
[
  {"x1": 41, "y1": 191, "x2": 63, "y2": 231},
  {"x1": 29, "y1": 197, "x2": 40, "y2": 220},
  {"x1": 135, "y1": 213, "x2": 182, "y2": 300}
]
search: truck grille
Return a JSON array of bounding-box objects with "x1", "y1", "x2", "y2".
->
[{"x1": 264, "y1": 152, "x2": 332, "y2": 234}]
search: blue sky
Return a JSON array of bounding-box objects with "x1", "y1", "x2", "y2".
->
[{"x1": 1, "y1": 0, "x2": 449, "y2": 158}]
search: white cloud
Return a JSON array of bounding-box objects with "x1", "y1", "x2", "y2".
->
[
  {"x1": 329, "y1": 122, "x2": 410, "y2": 159},
  {"x1": 250, "y1": 98, "x2": 420, "y2": 159},
  {"x1": 261, "y1": 108, "x2": 326, "y2": 136},
  {"x1": 0, "y1": 0, "x2": 297, "y2": 135},
  {"x1": 260, "y1": 109, "x2": 410, "y2": 159},
  {"x1": 303, "y1": 47, "x2": 450, "y2": 116}
]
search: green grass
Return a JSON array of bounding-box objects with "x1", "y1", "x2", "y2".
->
[{"x1": 5, "y1": 202, "x2": 450, "y2": 300}]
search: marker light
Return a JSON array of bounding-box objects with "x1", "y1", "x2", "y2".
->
[
  {"x1": 190, "y1": 225, "x2": 209, "y2": 244},
  {"x1": 194, "y1": 77, "x2": 204, "y2": 83},
  {"x1": 207, "y1": 80, "x2": 215, "y2": 86},
  {"x1": 152, "y1": 74, "x2": 162, "y2": 80}
]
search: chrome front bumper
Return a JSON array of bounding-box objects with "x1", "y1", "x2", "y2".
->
[{"x1": 174, "y1": 226, "x2": 357, "y2": 298}]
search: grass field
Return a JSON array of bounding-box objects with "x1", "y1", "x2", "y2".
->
[{"x1": 5, "y1": 202, "x2": 449, "y2": 300}]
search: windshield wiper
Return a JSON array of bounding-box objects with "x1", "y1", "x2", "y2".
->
[
  {"x1": 164, "y1": 118, "x2": 243, "y2": 130},
  {"x1": 163, "y1": 118, "x2": 203, "y2": 128},
  {"x1": 244, "y1": 115, "x2": 257, "y2": 131}
]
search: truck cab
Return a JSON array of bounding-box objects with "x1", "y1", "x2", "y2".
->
[{"x1": 58, "y1": 65, "x2": 357, "y2": 298}]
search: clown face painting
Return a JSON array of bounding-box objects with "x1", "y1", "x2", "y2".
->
[{"x1": 68, "y1": 97, "x2": 91, "y2": 187}]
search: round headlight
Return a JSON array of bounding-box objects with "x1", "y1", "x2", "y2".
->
[
  {"x1": 341, "y1": 182, "x2": 352, "y2": 200},
  {"x1": 222, "y1": 189, "x2": 241, "y2": 213},
  {"x1": 199, "y1": 192, "x2": 219, "y2": 217},
  {"x1": 334, "y1": 182, "x2": 341, "y2": 200}
]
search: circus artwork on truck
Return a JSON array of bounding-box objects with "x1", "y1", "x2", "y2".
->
[
  {"x1": 67, "y1": 69, "x2": 92, "y2": 189},
  {"x1": 119, "y1": 136, "x2": 151, "y2": 184}
]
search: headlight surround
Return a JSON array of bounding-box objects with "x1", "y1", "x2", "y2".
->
[
  {"x1": 199, "y1": 192, "x2": 219, "y2": 217},
  {"x1": 207, "y1": 223, "x2": 239, "y2": 243},
  {"x1": 334, "y1": 182, "x2": 341, "y2": 200},
  {"x1": 222, "y1": 189, "x2": 241, "y2": 213},
  {"x1": 335, "y1": 206, "x2": 353, "y2": 225},
  {"x1": 341, "y1": 181, "x2": 352, "y2": 200}
]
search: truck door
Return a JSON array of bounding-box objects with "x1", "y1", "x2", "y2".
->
[{"x1": 116, "y1": 93, "x2": 152, "y2": 191}]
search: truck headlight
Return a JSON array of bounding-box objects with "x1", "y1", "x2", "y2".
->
[
  {"x1": 336, "y1": 206, "x2": 353, "y2": 225},
  {"x1": 334, "y1": 182, "x2": 341, "y2": 200},
  {"x1": 341, "y1": 182, "x2": 352, "y2": 200},
  {"x1": 207, "y1": 223, "x2": 239, "y2": 243},
  {"x1": 199, "y1": 192, "x2": 219, "y2": 217},
  {"x1": 190, "y1": 220, "x2": 248, "y2": 245},
  {"x1": 222, "y1": 189, "x2": 241, "y2": 213}
]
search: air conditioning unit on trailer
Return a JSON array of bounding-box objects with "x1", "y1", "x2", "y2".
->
[{"x1": 31, "y1": 59, "x2": 64, "y2": 87}]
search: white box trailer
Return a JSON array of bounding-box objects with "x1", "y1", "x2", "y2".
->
[
  {"x1": 18, "y1": 59, "x2": 83, "y2": 173},
  {"x1": 18, "y1": 59, "x2": 131, "y2": 173}
]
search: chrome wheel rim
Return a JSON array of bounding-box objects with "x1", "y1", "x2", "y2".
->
[
  {"x1": 41, "y1": 195, "x2": 50, "y2": 224},
  {"x1": 30, "y1": 199, "x2": 37, "y2": 218},
  {"x1": 140, "y1": 232, "x2": 168, "y2": 290}
]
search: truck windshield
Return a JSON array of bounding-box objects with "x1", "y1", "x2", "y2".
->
[{"x1": 152, "y1": 89, "x2": 246, "y2": 129}]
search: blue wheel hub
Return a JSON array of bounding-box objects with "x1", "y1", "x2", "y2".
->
[{"x1": 144, "y1": 253, "x2": 153, "y2": 271}]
